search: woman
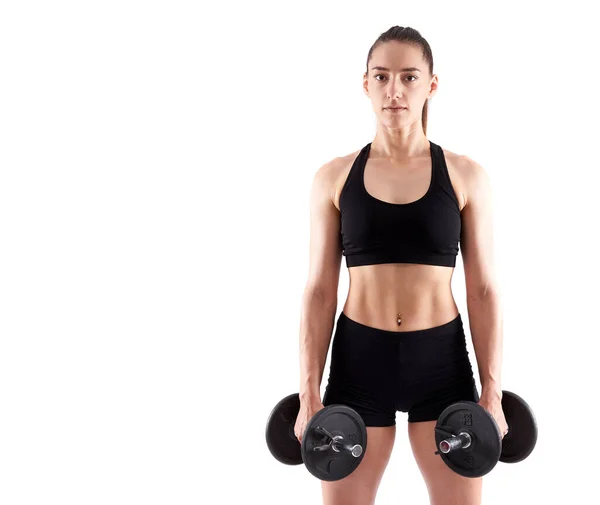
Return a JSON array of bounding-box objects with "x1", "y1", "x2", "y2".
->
[{"x1": 294, "y1": 26, "x2": 509, "y2": 505}]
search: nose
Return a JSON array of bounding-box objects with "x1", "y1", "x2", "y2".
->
[
  {"x1": 386, "y1": 78, "x2": 404, "y2": 99},
  {"x1": 387, "y1": 88, "x2": 403, "y2": 99}
]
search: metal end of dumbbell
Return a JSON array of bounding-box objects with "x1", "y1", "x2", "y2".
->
[
  {"x1": 349, "y1": 444, "x2": 363, "y2": 457},
  {"x1": 330, "y1": 435, "x2": 363, "y2": 458},
  {"x1": 439, "y1": 432, "x2": 471, "y2": 453}
]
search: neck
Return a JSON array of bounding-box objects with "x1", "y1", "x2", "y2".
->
[{"x1": 371, "y1": 129, "x2": 429, "y2": 160}]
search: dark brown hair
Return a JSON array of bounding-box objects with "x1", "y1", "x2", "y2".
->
[{"x1": 365, "y1": 26, "x2": 434, "y2": 134}]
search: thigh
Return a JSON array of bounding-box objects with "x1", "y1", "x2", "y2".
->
[
  {"x1": 400, "y1": 314, "x2": 479, "y2": 422},
  {"x1": 406, "y1": 378, "x2": 479, "y2": 423},
  {"x1": 321, "y1": 426, "x2": 396, "y2": 505},
  {"x1": 408, "y1": 420, "x2": 482, "y2": 505},
  {"x1": 323, "y1": 312, "x2": 399, "y2": 427}
]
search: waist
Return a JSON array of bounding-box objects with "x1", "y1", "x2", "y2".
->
[
  {"x1": 343, "y1": 270, "x2": 458, "y2": 332},
  {"x1": 337, "y1": 310, "x2": 464, "y2": 341}
]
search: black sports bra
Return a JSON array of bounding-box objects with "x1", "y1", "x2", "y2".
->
[{"x1": 339, "y1": 140, "x2": 461, "y2": 268}]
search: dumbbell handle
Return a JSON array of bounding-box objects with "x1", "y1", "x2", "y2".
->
[
  {"x1": 439, "y1": 432, "x2": 472, "y2": 454},
  {"x1": 313, "y1": 426, "x2": 363, "y2": 458}
]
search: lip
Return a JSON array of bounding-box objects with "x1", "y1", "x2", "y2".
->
[{"x1": 384, "y1": 107, "x2": 406, "y2": 111}]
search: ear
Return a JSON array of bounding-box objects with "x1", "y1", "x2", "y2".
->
[
  {"x1": 428, "y1": 74, "x2": 439, "y2": 99},
  {"x1": 363, "y1": 73, "x2": 369, "y2": 97}
]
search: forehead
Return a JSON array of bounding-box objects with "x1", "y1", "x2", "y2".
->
[{"x1": 369, "y1": 41, "x2": 425, "y2": 72}]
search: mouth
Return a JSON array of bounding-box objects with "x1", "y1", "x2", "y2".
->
[{"x1": 384, "y1": 107, "x2": 406, "y2": 111}]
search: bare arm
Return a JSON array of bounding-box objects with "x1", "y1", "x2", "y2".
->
[
  {"x1": 298, "y1": 160, "x2": 343, "y2": 403},
  {"x1": 460, "y1": 156, "x2": 503, "y2": 399}
]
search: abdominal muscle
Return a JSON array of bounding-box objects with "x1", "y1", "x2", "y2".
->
[{"x1": 342, "y1": 263, "x2": 459, "y2": 332}]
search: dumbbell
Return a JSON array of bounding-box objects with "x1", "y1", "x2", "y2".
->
[
  {"x1": 265, "y1": 393, "x2": 368, "y2": 481},
  {"x1": 433, "y1": 390, "x2": 538, "y2": 477}
]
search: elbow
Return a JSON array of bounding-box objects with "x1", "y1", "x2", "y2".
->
[
  {"x1": 466, "y1": 283, "x2": 500, "y2": 301},
  {"x1": 303, "y1": 285, "x2": 337, "y2": 308}
]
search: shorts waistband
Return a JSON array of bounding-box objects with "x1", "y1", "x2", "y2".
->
[{"x1": 338, "y1": 311, "x2": 464, "y2": 342}]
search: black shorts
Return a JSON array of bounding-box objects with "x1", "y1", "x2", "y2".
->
[{"x1": 322, "y1": 311, "x2": 479, "y2": 426}]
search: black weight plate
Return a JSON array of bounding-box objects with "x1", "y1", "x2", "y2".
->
[
  {"x1": 499, "y1": 390, "x2": 538, "y2": 463},
  {"x1": 435, "y1": 401, "x2": 502, "y2": 478},
  {"x1": 301, "y1": 404, "x2": 367, "y2": 481},
  {"x1": 265, "y1": 393, "x2": 303, "y2": 465}
]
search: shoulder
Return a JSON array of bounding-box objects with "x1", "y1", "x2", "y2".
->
[
  {"x1": 439, "y1": 146, "x2": 489, "y2": 212},
  {"x1": 455, "y1": 153, "x2": 492, "y2": 209},
  {"x1": 313, "y1": 147, "x2": 363, "y2": 212}
]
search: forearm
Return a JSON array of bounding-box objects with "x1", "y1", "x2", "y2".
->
[
  {"x1": 298, "y1": 288, "x2": 337, "y2": 402},
  {"x1": 466, "y1": 289, "x2": 504, "y2": 398}
]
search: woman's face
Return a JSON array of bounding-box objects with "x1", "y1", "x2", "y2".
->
[{"x1": 363, "y1": 41, "x2": 437, "y2": 129}]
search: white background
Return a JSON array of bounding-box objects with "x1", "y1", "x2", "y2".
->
[{"x1": 1, "y1": 1, "x2": 599, "y2": 504}]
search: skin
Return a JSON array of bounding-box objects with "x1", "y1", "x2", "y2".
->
[{"x1": 297, "y1": 40, "x2": 508, "y2": 505}]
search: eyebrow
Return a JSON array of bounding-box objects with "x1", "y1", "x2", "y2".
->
[{"x1": 371, "y1": 66, "x2": 422, "y2": 72}]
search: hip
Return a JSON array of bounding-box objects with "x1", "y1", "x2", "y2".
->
[{"x1": 328, "y1": 310, "x2": 474, "y2": 387}]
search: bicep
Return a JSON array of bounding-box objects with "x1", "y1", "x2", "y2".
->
[
  {"x1": 305, "y1": 162, "x2": 342, "y2": 300},
  {"x1": 460, "y1": 158, "x2": 499, "y2": 299}
]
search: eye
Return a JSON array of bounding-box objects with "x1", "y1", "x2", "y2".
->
[{"x1": 374, "y1": 74, "x2": 418, "y2": 82}]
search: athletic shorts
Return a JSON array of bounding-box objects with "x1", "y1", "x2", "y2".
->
[{"x1": 322, "y1": 311, "x2": 479, "y2": 426}]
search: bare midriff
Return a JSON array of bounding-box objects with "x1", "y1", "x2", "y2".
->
[{"x1": 342, "y1": 262, "x2": 459, "y2": 332}]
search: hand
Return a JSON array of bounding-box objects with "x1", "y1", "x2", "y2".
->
[
  {"x1": 294, "y1": 399, "x2": 325, "y2": 444},
  {"x1": 478, "y1": 392, "x2": 509, "y2": 440}
]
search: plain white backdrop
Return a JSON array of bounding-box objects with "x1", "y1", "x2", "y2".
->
[{"x1": 1, "y1": 1, "x2": 599, "y2": 504}]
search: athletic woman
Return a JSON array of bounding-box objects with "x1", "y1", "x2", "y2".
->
[{"x1": 294, "y1": 26, "x2": 508, "y2": 505}]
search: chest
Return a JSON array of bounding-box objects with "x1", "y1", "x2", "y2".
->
[{"x1": 334, "y1": 149, "x2": 466, "y2": 212}]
